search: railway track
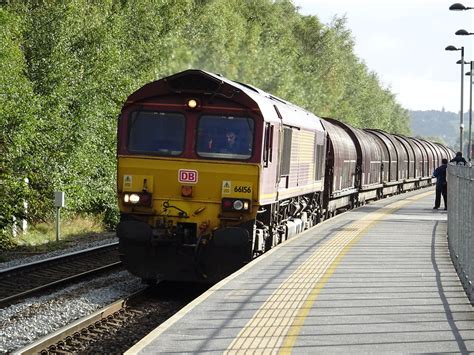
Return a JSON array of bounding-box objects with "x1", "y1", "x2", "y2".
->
[
  {"x1": 14, "y1": 282, "x2": 209, "y2": 354},
  {"x1": 15, "y1": 289, "x2": 144, "y2": 354},
  {"x1": 0, "y1": 243, "x2": 122, "y2": 307}
]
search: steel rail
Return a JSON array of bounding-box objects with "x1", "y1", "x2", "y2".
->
[
  {"x1": 0, "y1": 261, "x2": 122, "y2": 307},
  {"x1": 13, "y1": 289, "x2": 146, "y2": 355},
  {"x1": 0, "y1": 242, "x2": 121, "y2": 307},
  {"x1": 0, "y1": 242, "x2": 119, "y2": 274}
]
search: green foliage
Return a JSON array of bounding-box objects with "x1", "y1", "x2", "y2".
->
[
  {"x1": 1, "y1": 0, "x2": 413, "y2": 248},
  {"x1": 0, "y1": 8, "x2": 37, "y2": 234},
  {"x1": 0, "y1": 232, "x2": 16, "y2": 253}
]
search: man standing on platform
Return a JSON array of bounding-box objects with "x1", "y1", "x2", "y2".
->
[{"x1": 432, "y1": 158, "x2": 448, "y2": 210}]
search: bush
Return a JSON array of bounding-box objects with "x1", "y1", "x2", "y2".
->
[
  {"x1": 102, "y1": 205, "x2": 120, "y2": 232},
  {"x1": 0, "y1": 228, "x2": 17, "y2": 252}
]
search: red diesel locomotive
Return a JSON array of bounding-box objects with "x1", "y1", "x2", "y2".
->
[{"x1": 116, "y1": 69, "x2": 453, "y2": 283}]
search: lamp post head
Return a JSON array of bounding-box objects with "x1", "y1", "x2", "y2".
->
[
  {"x1": 455, "y1": 29, "x2": 474, "y2": 35},
  {"x1": 446, "y1": 45, "x2": 460, "y2": 51},
  {"x1": 449, "y1": 3, "x2": 473, "y2": 10}
]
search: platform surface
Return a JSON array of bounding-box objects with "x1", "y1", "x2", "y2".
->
[{"x1": 126, "y1": 188, "x2": 474, "y2": 354}]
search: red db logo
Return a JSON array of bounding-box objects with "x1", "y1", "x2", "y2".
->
[{"x1": 178, "y1": 169, "x2": 198, "y2": 184}]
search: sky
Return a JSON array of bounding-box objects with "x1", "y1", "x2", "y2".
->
[{"x1": 292, "y1": 0, "x2": 473, "y2": 113}]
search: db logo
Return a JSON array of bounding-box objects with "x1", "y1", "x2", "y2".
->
[{"x1": 178, "y1": 169, "x2": 198, "y2": 184}]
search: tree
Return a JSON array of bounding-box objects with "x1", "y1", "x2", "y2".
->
[
  {"x1": 0, "y1": 0, "x2": 415, "y2": 244},
  {"x1": 0, "y1": 7, "x2": 37, "y2": 241}
]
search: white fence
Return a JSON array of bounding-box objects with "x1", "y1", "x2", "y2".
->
[{"x1": 447, "y1": 164, "x2": 474, "y2": 303}]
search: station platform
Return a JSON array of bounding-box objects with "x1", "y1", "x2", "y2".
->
[{"x1": 126, "y1": 188, "x2": 474, "y2": 354}]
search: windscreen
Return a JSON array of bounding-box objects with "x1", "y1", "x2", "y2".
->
[
  {"x1": 127, "y1": 110, "x2": 185, "y2": 156},
  {"x1": 196, "y1": 115, "x2": 254, "y2": 160}
]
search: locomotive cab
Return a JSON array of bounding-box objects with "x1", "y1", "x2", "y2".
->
[{"x1": 117, "y1": 71, "x2": 266, "y2": 283}]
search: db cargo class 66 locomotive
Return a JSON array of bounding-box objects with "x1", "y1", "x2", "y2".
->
[{"x1": 117, "y1": 69, "x2": 453, "y2": 284}]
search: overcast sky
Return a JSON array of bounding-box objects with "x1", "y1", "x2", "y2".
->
[{"x1": 293, "y1": 0, "x2": 473, "y2": 113}]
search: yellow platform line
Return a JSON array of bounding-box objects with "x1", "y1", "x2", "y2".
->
[{"x1": 225, "y1": 190, "x2": 433, "y2": 354}]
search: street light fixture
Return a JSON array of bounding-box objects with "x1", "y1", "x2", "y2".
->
[
  {"x1": 446, "y1": 45, "x2": 465, "y2": 154},
  {"x1": 449, "y1": 3, "x2": 474, "y2": 10},
  {"x1": 455, "y1": 29, "x2": 474, "y2": 36},
  {"x1": 465, "y1": 64, "x2": 473, "y2": 161}
]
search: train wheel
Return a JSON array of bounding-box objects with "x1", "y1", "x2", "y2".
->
[
  {"x1": 264, "y1": 233, "x2": 273, "y2": 252},
  {"x1": 324, "y1": 209, "x2": 330, "y2": 220},
  {"x1": 376, "y1": 190, "x2": 383, "y2": 200},
  {"x1": 315, "y1": 211, "x2": 322, "y2": 225}
]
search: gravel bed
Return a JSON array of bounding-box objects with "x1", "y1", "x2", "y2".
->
[
  {"x1": 0, "y1": 270, "x2": 143, "y2": 353},
  {"x1": 73, "y1": 292, "x2": 187, "y2": 353},
  {"x1": 0, "y1": 233, "x2": 117, "y2": 270}
]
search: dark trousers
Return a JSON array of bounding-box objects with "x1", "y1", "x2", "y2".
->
[{"x1": 434, "y1": 183, "x2": 447, "y2": 209}]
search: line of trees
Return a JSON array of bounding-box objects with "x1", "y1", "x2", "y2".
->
[{"x1": 0, "y1": 0, "x2": 411, "y2": 245}]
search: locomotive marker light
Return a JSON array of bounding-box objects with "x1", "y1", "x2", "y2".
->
[
  {"x1": 123, "y1": 192, "x2": 152, "y2": 207},
  {"x1": 129, "y1": 194, "x2": 140, "y2": 203},
  {"x1": 121, "y1": 175, "x2": 154, "y2": 207},
  {"x1": 181, "y1": 185, "x2": 193, "y2": 197},
  {"x1": 186, "y1": 98, "x2": 199, "y2": 109},
  {"x1": 221, "y1": 197, "x2": 251, "y2": 212},
  {"x1": 54, "y1": 191, "x2": 65, "y2": 241}
]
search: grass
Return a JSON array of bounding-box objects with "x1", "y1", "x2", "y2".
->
[
  {"x1": 17, "y1": 215, "x2": 105, "y2": 246},
  {"x1": 0, "y1": 215, "x2": 109, "y2": 261}
]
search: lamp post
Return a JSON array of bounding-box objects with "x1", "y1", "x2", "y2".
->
[
  {"x1": 455, "y1": 29, "x2": 474, "y2": 154},
  {"x1": 466, "y1": 64, "x2": 473, "y2": 161},
  {"x1": 446, "y1": 45, "x2": 465, "y2": 153},
  {"x1": 449, "y1": 2, "x2": 473, "y2": 153}
]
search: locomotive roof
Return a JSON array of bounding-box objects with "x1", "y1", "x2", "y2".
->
[{"x1": 124, "y1": 69, "x2": 324, "y2": 133}]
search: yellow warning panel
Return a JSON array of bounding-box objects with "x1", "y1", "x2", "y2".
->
[
  {"x1": 222, "y1": 181, "x2": 232, "y2": 195},
  {"x1": 221, "y1": 180, "x2": 252, "y2": 198},
  {"x1": 122, "y1": 174, "x2": 154, "y2": 192}
]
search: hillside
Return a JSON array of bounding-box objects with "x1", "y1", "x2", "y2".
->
[{"x1": 409, "y1": 109, "x2": 459, "y2": 149}]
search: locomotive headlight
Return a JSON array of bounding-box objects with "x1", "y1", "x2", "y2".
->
[
  {"x1": 233, "y1": 200, "x2": 244, "y2": 211},
  {"x1": 221, "y1": 198, "x2": 251, "y2": 212},
  {"x1": 187, "y1": 98, "x2": 198, "y2": 109},
  {"x1": 123, "y1": 192, "x2": 152, "y2": 207},
  {"x1": 129, "y1": 193, "x2": 140, "y2": 204}
]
